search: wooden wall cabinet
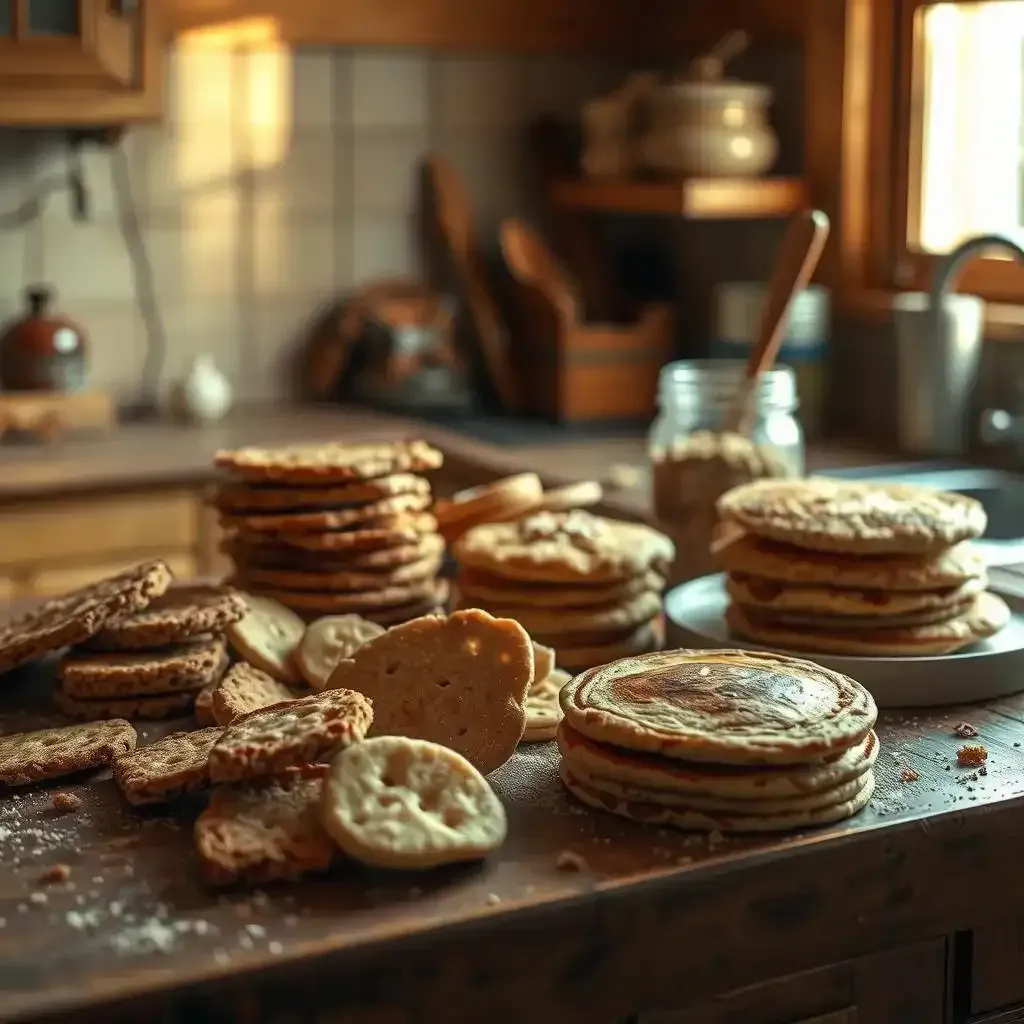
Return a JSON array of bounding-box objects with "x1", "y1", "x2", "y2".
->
[{"x1": 0, "y1": 0, "x2": 163, "y2": 125}]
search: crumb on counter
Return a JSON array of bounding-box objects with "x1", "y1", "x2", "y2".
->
[
  {"x1": 485, "y1": 893, "x2": 501, "y2": 906},
  {"x1": 52, "y1": 792, "x2": 82, "y2": 813},
  {"x1": 957, "y1": 744, "x2": 988, "y2": 768},
  {"x1": 901, "y1": 768, "x2": 920, "y2": 783},
  {"x1": 954, "y1": 722, "x2": 979, "y2": 739},
  {"x1": 39, "y1": 864, "x2": 71, "y2": 884},
  {"x1": 555, "y1": 850, "x2": 589, "y2": 872}
]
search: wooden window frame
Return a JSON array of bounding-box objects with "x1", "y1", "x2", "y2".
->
[{"x1": 807, "y1": 0, "x2": 1024, "y2": 320}]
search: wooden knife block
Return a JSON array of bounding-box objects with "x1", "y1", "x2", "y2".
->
[{"x1": 509, "y1": 281, "x2": 675, "y2": 424}]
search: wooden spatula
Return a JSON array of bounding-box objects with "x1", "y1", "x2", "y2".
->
[
  {"x1": 725, "y1": 208, "x2": 831, "y2": 435},
  {"x1": 499, "y1": 218, "x2": 579, "y2": 322}
]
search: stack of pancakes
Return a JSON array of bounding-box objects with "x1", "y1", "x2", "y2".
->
[
  {"x1": 557, "y1": 648, "x2": 879, "y2": 833},
  {"x1": 716, "y1": 477, "x2": 1010, "y2": 657},
  {"x1": 213, "y1": 440, "x2": 449, "y2": 626},
  {"x1": 451, "y1": 510, "x2": 674, "y2": 671}
]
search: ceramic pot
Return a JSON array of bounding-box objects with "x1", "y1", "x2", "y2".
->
[
  {"x1": 0, "y1": 285, "x2": 88, "y2": 391},
  {"x1": 171, "y1": 354, "x2": 233, "y2": 423},
  {"x1": 641, "y1": 80, "x2": 778, "y2": 178}
]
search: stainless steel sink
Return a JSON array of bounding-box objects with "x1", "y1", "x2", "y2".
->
[{"x1": 822, "y1": 463, "x2": 1024, "y2": 564}]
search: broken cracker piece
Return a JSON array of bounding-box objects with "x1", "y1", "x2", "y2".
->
[
  {"x1": 0, "y1": 720, "x2": 137, "y2": 786},
  {"x1": 213, "y1": 662, "x2": 299, "y2": 726},
  {"x1": 113, "y1": 727, "x2": 224, "y2": 805}
]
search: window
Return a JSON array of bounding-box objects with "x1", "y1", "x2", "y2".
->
[
  {"x1": 912, "y1": 1, "x2": 1024, "y2": 255},
  {"x1": 808, "y1": 0, "x2": 1024, "y2": 309}
]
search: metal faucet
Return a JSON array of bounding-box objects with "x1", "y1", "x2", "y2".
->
[{"x1": 896, "y1": 233, "x2": 1024, "y2": 456}]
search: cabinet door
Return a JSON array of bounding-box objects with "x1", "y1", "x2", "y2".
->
[{"x1": 0, "y1": 0, "x2": 162, "y2": 124}]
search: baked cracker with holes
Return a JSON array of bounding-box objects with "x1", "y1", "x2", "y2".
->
[
  {"x1": 0, "y1": 719, "x2": 137, "y2": 786},
  {"x1": 113, "y1": 726, "x2": 224, "y2": 805}
]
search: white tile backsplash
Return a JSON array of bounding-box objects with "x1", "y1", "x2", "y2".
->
[{"x1": 0, "y1": 42, "x2": 624, "y2": 404}]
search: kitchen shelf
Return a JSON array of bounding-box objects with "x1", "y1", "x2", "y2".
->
[{"x1": 549, "y1": 177, "x2": 808, "y2": 219}]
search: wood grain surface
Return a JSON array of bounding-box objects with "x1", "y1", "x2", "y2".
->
[{"x1": 3, "y1": 643, "x2": 1024, "y2": 1023}]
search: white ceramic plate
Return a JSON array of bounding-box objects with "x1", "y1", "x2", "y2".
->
[{"x1": 664, "y1": 573, "x2": 1024, "y2": 708}]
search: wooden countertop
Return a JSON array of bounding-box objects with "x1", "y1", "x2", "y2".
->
[
  {"x1": 0, "y1": 405, "x2": 890, "y2": 513},
  {"x1": 3, "y1": 622, "x2": 1024, "y2": 1024}
]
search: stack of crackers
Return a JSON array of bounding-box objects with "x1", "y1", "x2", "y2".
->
[
  {"x1": 716, "y1": 478, "x2": 1010, "y2": 657},
  {"x1": 452, "y1": 510, "x2": 674, "y2": 671},
  {"x1": 557, "y1": 648, "x2": 879, "y2": 833},
  {"x1": 213, "y1": 439, "x2": 449, "y2": 627},
  {"x1": 0, "y1": 559, "x2": 239, "y2": 722}
]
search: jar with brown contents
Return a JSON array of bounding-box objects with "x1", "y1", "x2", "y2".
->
[{"x1": 649, "y1": 360, "x2": 804, "y2": 583}]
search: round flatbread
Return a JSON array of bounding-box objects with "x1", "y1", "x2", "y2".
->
[
  {"x1": 232, "y1": 552, "x2": 443, "y2": 593},
  {"x1": 226, "y1": 594, "x2": 307, "y2": 684},
  {"x1": 717, "y1": 533, "x2": 986, "y2": 591},
  {"x1": 453, "y1": 510, "x2": 674, "y2": 584},
  {"x1": 561, "y1": 762, "x2": 876, "y2": 833},
  {"x1": 725, "y1": 571, "x2": 985, "y2": 618},
  {"x1": 296, "y1": 615, "x2": 387, "y2": 691},
  {"x1": 457, "y1": 590, "x2": 662, "y2": 640},
  {"x1": 214, "y1": 440, "x2": 443, "y2": 484},
  {"x1": 716, "y1": 478, "x2": 987, "y2": 555},
  {"x1": 435, "y1": 473, "x2": 543, "y2": 542},
  {"x1": 557, "y1": 720, "x2": 879, "y2": 801},
  {"x1": 220, "y1": 492, "x2": 432, "y2": 535},
  {"x1": 560, "y1": 648, "x2": 877, "y2": 765},
  {"x1": 755, "y1": 599, "x2": 975, "y2": 631},
  {"x1": 224, "y1": 532, "x2": 444, "y2": 572},
  {"x1": 213, "y1": 473, "x2": 431, "y2": 513},
  {"x1": 726, "y1": 591, "x2": 1011, "y2": 657},
  {"x1": 554, "y1": 619, "x2": 663, "y2": 670},
  {"x1": 520, "y1": 669, "x2": 571, "y2": 742},
  {"x1": 455, "y1": 568, "x2": 663, "y2": 609},
  {"x1": 320, "y1": 735, "x2": 508, "y2": 869}
]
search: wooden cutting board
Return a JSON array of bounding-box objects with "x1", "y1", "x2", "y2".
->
[{"x1": 425, "y1": 155, "x2": 521, "y2": 412}]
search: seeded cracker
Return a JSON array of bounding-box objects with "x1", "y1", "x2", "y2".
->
[
  {"x1": 59, "y1": 637, "x2": 229, "y2": 698},
  {"x1": 196, "y1": 768, "x2": 337, "y2": 885},
  {"x1": 113, "y1": 727, "x2": 224, "y2": 805},
  {"x1": 89, "y1": 584, "x2": 246, "y2": 650},
  {"x1": 213, "y1": 662, "x2": 300, "y2": 725},
  {"x1": 0, "y1": 560, "x2": 172, "y2": 676},
  {"x1": 208, "y1": 689, "x2": 373, "y2": 783},
  {"x1": 0, "y1": 720, "x2": 137, "y2": 786}
]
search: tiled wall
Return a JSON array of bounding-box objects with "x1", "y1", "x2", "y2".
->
[{"x1": 0, "y1": 41, "x2": 629, "y2": 406}]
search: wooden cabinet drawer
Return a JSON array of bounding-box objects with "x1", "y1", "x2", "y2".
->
[
  {"x1": 28, "y1": 553, "x2": 197, "y2": 599},
  {"x1": 0, "y1": 491, "x2": 198, "y2": 569},
  {"x1": 638, "y1": 940, "x2": 947, "y2": 1024},
  {"x1": 971, "y1": 921, "x2": 1024, "y2": 1015}
]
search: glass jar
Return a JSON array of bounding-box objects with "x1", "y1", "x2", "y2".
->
[{"x1": 649, "y1": 359, "x2": 804, "y2": 583}]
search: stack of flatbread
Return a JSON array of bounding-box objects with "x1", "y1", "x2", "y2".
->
[
  {"x1": 212, "y1": 440, "x2": 449, "y2": 627},
  {"x1": 716, "y1": 477, "x2": 1010, "y2": 657},
  {"x1": 557, "y1": 648, "x2": 879, "y2": 833}
]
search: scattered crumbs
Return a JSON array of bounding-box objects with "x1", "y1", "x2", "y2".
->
[
  {"x1": 28, "y1": 891, "x2": 48, "y2": 905},
  {"x1": 51, "y1": 792, "x2": 82, "y2": 813},
  {"x1": 109, "y1": 918, "x2": 207, "y2": 956},
  {"x1": 1016, "y1": 742, "x2": 1022, "y2": 748},
  {"x1": 901, "y1": 768, "x2": 920, "y2": 783},
  {"x1": 555, "y1": 850, "x2": 588, "y2": 872},
  {"x1": 214, "y1": 948, "x2": 231, "y2": 966},
  {"x1": 954, "y1": 722, "x2": 979, "y2": 739},
  {"x1": 244, "y1": 923, "x2": 266, "y2": 939},
  {"x1": 979, "y1": 766, "x2": 988, "y2": 776},
  {"x1": 92, "y1": 876, "x2": 104, "y2": 885},
  {"x1": 251, "y1": 891, "x2": 269, "y2": 908},
  {"x1": 283, "y1": 914, "x2": 299, "y2": 928},
  {"x1": 39, "y1": 863, "x2": 71, "y2": 884},
  {"x1": 957, "y1": 744, "x2": 988, "y2": 768},
  {"x1": 268, "y1": 941, "x2": 283, "y2": 956},
  {"x1": 485, "y1": 893, "x2": 501, "y2": 906},
  {"x1": 707, "y1": 830, "x2": 725, "y2": 849}
]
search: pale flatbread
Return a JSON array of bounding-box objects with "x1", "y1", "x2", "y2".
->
[
  {"x1": 556, "y1": 620, "x2": 662, "y2": 670},
  {"x1": 520, "y1": 669, "x2": 571, "y2": 743},
  {"x1": 717, "y1": 533, "x2": 987, "y2": 591},
  {"x1": 453, "y1": 510, "x2": 674, "y2": 584},
  {"x1": 559, "y1": 648, "x2": 877, "y2": 765},
  {"x1": 297, "y1": 615, "x2": 386, "y2": 691},
  {"x1": 726, "y1": 591, "x2": 1011, "y2": 657},
  {"x1": 557, "y1": 721, "x2": 879, "y2": 801},
  {"x1": 725, "y1": 571, "x2": 985, "y2": 617},
  {"x1": 531, "y1": 642, "x2": 556, "y2": 690},
  {"x1": 717, "y1": 477, "x2": 987, "y2": 555},
  {"x1": 561, "y1": 763, "x2": 876, "y2": 833},
  {"x1": 320, "y1": 736, "x2": 507, "y2": 869},
  {"x1": 226, "y1": 594, "x2": 306, "y2": 684},
  {"x1": 323, "y1": 609, "x2": 532, "y2": 774}
]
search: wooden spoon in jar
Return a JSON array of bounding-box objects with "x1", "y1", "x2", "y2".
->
[{"x1": 724, "y1": 208, "x2": 831, "y2": 436}]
